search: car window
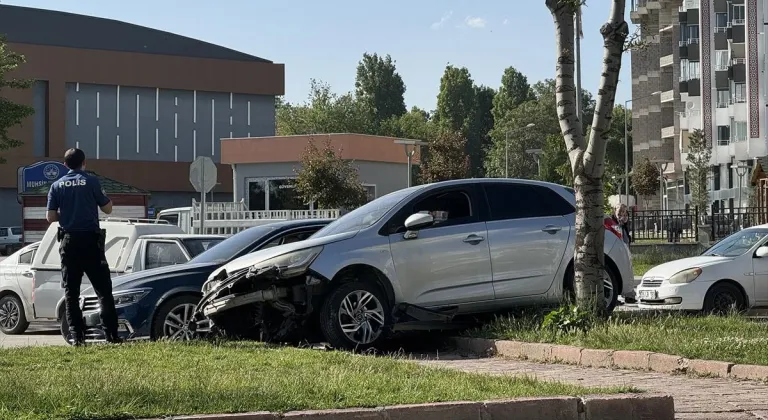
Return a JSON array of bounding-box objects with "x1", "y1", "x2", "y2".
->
[
  {"x1": 0, "y1": 229, "x2": 7, "y2": 237},
  {"x1": 704, "y1": 229, "x2": 768, "y2": 257},
  {"x1": 146, "y1": 241, "x2": 188, "y2": 270},
  {"x1": 158, "y1": 214, "x2": 179, "y2": 226},
  {"x1": 260, "y1": 229, "x2": 317, "y2": 250},
  {"x1": 387, "y1": 188, "x2": 475, "y2": 234},
  {"x1": 182, "y1": 238, "x2": 224, "y2": 257},
  {"x1": 18, "y1": 249, "x2": 35, "y2": 265},
  {"x1": 11, "y1": 228, "x2": 21, "y2": 235},
  {"x1": 483, "y1": 183, "x2": 575, "y2": 221}
]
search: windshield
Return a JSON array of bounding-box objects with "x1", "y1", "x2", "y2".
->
[
  {"x1": 703, "y1": 229, "x2": 768, "y2": 257},
  {"x1": 189, "y1": 226, "x2": 275, "y2": 264},
  {"x1": 312, "y1": 187, "x2": 421, "y2": 238}
]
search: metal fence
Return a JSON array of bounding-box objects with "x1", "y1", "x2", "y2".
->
[
  {"x1": 629, "y1": 208, "x2": 699, "y2": 242},
  {"x1": 710, "y1": 207, "x2": 765, "y2": 242}
]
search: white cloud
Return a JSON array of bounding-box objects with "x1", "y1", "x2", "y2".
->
[
  {"x1": 503, "y1": 18, "x2": 509, "y2": 25},
  {"x1": 430, "y1": 11, "x2": 453, "y2": 30},
  {"x1": 465, "y1": 16, "x2": 487, "y2": 28}
]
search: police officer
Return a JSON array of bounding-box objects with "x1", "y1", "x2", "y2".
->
[{"x1": 46, "y1": 148, "x2": 121, "y2": 346}]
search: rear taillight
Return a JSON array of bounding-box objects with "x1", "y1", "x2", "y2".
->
[{"x1": 604, "y1": 217, "x2": 623, "y2": 240}]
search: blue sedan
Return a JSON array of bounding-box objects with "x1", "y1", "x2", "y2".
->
[{"x1": 69, "y1": 219, "x2": 332, "y2": 343}]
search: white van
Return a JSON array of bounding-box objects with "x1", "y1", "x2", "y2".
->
[{"x1": 27, "y1": 218, "x2": 183, "y2": 325}]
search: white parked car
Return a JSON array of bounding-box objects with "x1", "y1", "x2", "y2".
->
[
  {"x1": 636, "y1": 226, "x2": 768, "y2": 313},
  {"x1": 0, "y1": 242, "x2": 40, "y2": 334},
  {"x1": 199, "y1": 179, "x2": 634, "y2": 349}
]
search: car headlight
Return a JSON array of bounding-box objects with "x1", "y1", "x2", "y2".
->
[
  {"x1": 113, "y1": 289, "x2": 151, "y2": 308},
  {"x1": 668, "y1": 267, "x2": 702, "y2": 284},
  {"x1": 252, "y1": 246, "x2": 324, "y2": 278}
]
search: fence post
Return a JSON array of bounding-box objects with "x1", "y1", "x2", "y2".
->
[{"x1": 694, "y1": 206, "x2": 699, "y2": 242}]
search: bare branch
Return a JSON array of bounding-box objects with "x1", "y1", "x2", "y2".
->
[
  {"x1": 546, "y1": 0, "x2": 586, "y2": 170},
  {"x1": 583, "y1": 0, "x2": 628, "y2": 177}
]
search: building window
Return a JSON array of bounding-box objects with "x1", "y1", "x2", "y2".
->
[
  {"x1": 717, "y1": 125, "x2": 730, "y2": 145},
  {"x1": 687, "y1": 61, "x2": 700, "y2": 79},
  {"x1": 680, "y1": 59, "x2": 690, "y2": 81},
  {"x1": 716, "y1": 90, "x2": 729, "y2": 108},
  {"x1": 731, "y1": 119, "x2": 748, "y2": 141},
  {"x1": 267, "y1": 178, "x2": 310, "y2": 211},
  {"x1": 713, "y1": 166, "x2": 721, "y2": 190},
  {"x1": 732, "y1": 83, "x2": 747, "y2": 103},
  {"x1": 715, "y1": 13, "x2": 728, "y2": 31},
  {"x1": 714, "y1": 50, "x2": 729, "y2": 71},
  {"x1": 730, "y1": 4, "x2": 745, "y2": 24},
  {"x1": 248, "y1": 180, "x2": 267, "y2": 211},
  {"x1": 687, "y1": 25, "x2": 700, "y2": 43}
]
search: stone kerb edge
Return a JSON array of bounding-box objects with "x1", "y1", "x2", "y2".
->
[
  {"x1": 453, "y1": 337, "x2": 765, "y2": 382},
  {"x1": 160, "y1": 395, "x2": 675, "y2": 420}
]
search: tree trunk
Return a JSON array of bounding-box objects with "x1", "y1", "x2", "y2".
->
[{"x1": 547, "y1": 0, "x2": 629, "y2": 314}]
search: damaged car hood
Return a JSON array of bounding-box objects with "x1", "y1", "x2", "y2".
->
[{"x1": 212, "y1": 230, "x2": 356, "y2": 280}]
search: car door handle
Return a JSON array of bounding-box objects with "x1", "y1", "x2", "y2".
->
[
  {"x1": 463, "y1": 234, "x2": 485, "y2": 244},
  {"x1": 22, "y1": 271, "x2": 33, "y2": 278},
  {"x1": 542, "y1": 225, "x2": 562, "y2": 234}
]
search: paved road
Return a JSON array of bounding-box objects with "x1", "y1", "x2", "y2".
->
[
  {"x1": 0, "y1": 322, "x2": 64, "y2": 348},
  {"x1": 419, "y1": 355, "x2": 768, "y2": 420}
]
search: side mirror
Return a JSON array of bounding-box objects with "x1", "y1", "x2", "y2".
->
[
  {"x1": 756, "y1": 247, "x2": 768, "y2": 258},
  {"x1": 404, "y1": 213, "x2": 434, "y2": 231}
]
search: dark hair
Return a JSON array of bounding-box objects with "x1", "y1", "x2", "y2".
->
[{"x1": 64, "y1": 148, "x2": 86, "y2": 170}]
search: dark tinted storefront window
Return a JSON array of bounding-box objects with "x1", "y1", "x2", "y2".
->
[
  {"x1": 248, "y1": 180, "x2": 266, "y2": 211},
  {"x1": 268, "y1": 179, "x2": 309, "y2": 211}
]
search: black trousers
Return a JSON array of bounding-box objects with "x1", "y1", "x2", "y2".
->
[{"x1": 59, "y1": 230, "x2": 118, "y2": 337}]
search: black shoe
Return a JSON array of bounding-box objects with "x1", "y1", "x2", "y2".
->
[
  {"x1": 68, "y1": 333, "x2": 86, "y2": 347},
  {"x1": 105, "y1": 332, "x2": 123, "y2": 344}
]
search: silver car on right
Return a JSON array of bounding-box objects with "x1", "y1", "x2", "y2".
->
[{"x1": 199, "y1": 179, "x2": 634, "y2": 349}]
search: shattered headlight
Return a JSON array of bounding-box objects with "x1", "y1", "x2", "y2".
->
[
  {"x1": 251, "y1": 246, "x2": 324, "y2": 278},
  {"x1": 113, "y1": 288, "x2": 151, "y2": 308},
  {"x1": 202, "y1": 279, "x2": 220, "y2": 295}
]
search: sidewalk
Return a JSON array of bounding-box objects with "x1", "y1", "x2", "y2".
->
[{"x1": 419, "y1": 354, "x2": 768, "y2": 419}]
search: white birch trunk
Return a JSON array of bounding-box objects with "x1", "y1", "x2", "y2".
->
[{"x1": 546, "y1": 0, "x2": 629, "y2": 313}]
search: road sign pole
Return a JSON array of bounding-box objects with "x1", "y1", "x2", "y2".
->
[{"x1": 200, "y1": 162, "x2": 206, "y2": 234}]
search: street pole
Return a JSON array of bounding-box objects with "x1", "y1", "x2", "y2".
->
[
  {"x1": 505, "y1": 131, "x2": 509, "y2": 178},
  {"x1": 624, "y1": 99, "x2": 629, "y2": 206},
  {"x1": 200, "y1": 162, "x2": 206, "y2": 234},
  {"x1": 406, "y1": 151, "x2": 413, "y2": 188}
]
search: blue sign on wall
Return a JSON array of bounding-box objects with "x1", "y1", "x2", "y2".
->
[{"x1": 19, "y1": 161, "x2": 68, "y2": 193}]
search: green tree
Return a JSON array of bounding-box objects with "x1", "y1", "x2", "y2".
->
[
  {"x1": 276, "y1": 79, "x2": 371, "y2": 136},
  {"x1": 546, "y1": 0, "x2": 630, "y2": 313},
  {"x1": 435, "y1": 65, "x2": 475, "y2": 133},
  {"x1": 632, "y1": 157, "x2": 659, "y2": 209},
  {"x1": 467, "y1": 84, "x2": 496, "y2": 177},
  {"x1": 686, "y1": 129, "x2": 711, "y2": 217},
  {"x1": 380, "y1": 106, "x2": 435, "y2": 141},
  {"x1": 0, "y1": 35, "x2": 34, "y2": 163},
  {"x1": 540, "y1": 133, "x2": 573, "y2": 185},
  {"x1": 355, "y1": 53, "x2": 407, "y2": 129},
  {"x1": 492, "y1": 66, "x2": 532, "y2": 123},
  {"x1": 420, "y1": 129, "x2": 470, "y2": 183},
  {"x1": 293, "y1": 136, "x2": 368, "y2": 209}
]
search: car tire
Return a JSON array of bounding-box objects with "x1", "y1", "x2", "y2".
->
[
  {"x1": 0, "y1": 294, "x2": 29, "y2": 334},
  {"x1": 563, "y1": 264, "x2": 620, "y2": 313},
  {"x1": 151, "y1": 295, "x2": 200, "y2": 341},
  {"x1": 319, "y1": 280, "x2": 391, "y2": 350},
  {"x1": 703, "y1": 282, "x2": 745, "y2": 314}
]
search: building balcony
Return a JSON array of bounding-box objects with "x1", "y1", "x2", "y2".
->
[
  {"x1": 660, "y1": 90, "x2": 675, "y2": 103},
  {"x1": 662, "y1": 126, "x2": 675, "y2": 138},
  {"x1": 660, "y1": 54, "x2": 674, "y2": 67}
]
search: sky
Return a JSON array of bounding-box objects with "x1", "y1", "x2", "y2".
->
[{"x1": 3, "y1": 0, "x2": 634, "y2": 111}]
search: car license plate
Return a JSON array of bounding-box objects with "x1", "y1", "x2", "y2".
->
[{"x1": 638, "y1": 290, "x2": 657, "y2": 300}]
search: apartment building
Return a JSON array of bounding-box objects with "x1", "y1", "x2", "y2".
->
[{"x1": 630, "y1": 0, "x2": 767, "y2": 212}]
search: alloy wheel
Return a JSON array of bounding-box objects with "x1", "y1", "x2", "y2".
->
[
  {"x1": 603, "y1": 275, "x2": 614, "y2": 307},
  {"x1": 162, "y1": 303, "x2": 198, "y2": 341},
  {"x1": 337, "y1": 290, "x2": 386, "y2": 345},
  {"x1": 0, "y1": 299, "x2": 20, "y2": 331},
  {"x1": 712, "y1": 291, "x2": 737, "y2": 313}
]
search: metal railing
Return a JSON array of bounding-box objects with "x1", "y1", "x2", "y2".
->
[
  {"x1": 732, "y1": 19, "x2": 745, "y2": 25},
  {"x1": 630, "y1": 208, "x2": 699, "y2": 243},
  {"x1": 711, "y1": 207, "x2": 763, "y2": 241}
]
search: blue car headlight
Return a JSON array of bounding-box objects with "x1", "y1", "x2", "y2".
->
[{"x1": 113, "y1": 288, "x2": 151, "y2": 308}]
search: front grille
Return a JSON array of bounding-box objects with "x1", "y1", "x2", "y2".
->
[
  {"x1": 81, "y1": 297, "x2": 100, "y2": 312},
  {"x1": 641, "y1": 278, "x2": 664, "y2": 288}
]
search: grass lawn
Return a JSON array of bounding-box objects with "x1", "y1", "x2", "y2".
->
[
  {"x1": 0, "y1": 341, "x2": 632, "y2": 420},
  {"x1": 632, "y1": 248, "x2": 701, "y2": 277},
  {"x1": 471, "y1": 311, "x2": 768, "y2": 366}
]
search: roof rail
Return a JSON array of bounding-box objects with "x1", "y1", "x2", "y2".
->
[{"x1": 100, "y1": 217, "x2": 171, "y2": 225}]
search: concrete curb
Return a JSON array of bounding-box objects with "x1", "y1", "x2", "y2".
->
[
  {"x1": 156, "y1": 395, "x2": 675, "y2": 420},
  {"x1": 453, "y1": 337, "x2": 766, "y2": 383}
]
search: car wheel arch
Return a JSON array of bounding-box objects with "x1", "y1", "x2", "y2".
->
[
  {"x1": 706, "y1": 279, "x2": 749, "y2": 307},
  {"x1": 562, "y1": 257, "x2": 623, "y2": 295},
  {"x1": 150, "y1": 290, "x2": 202, "y2": 334},
  {"x1": 0, "y1": 290, "x2": 25, "y2": 311},
  {"x1": 330, "y1": 264, "x2": 396, "y2": 307}
]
